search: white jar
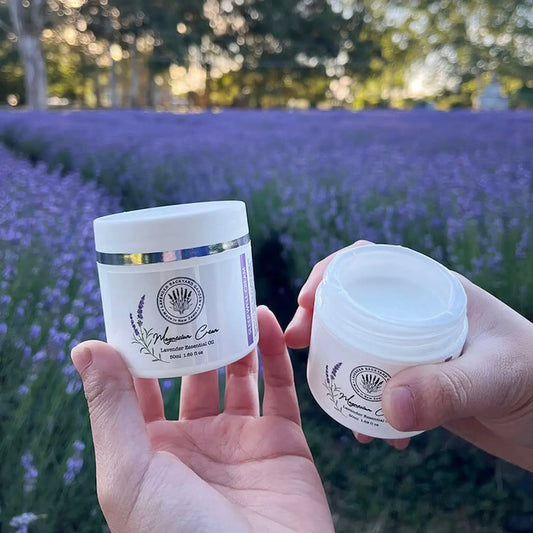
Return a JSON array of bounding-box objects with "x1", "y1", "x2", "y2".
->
[
  {"x1": 307, "y1": 244, "x2": 468, "y2": 439},
  {"x1": 94, "y1": 201, "x2": 258, "y2": 378}
]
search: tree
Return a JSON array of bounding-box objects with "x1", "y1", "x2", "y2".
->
[
  {"x1": 143, "y1": 0, "x2": 211, "y2": 105},
  {"x1": 387, "y1": 0, "x2": 533, "y2": 96},
  {"x1": 206, "y1": 0, "x2": 381, "y2": 107},
  {"x1": 8, "y1": 0, "x2": 48, "y2": 109},
  {"x1": 0, "y1": 1, "x2": 24, "y2": 105}
]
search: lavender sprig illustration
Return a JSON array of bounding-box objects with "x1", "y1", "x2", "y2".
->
[
  {"x1": 130, "y1": 295, "x2": 167, "y2": 363},
  {"x1": 323, "y1": 362, "x2": 345, "y2": 415},
  {"x1": 130, "y1": 313, "x2": 139, "y2": 336},
  {"x1": 137, "y1": 294, "x2": 145, "y2": 327}
]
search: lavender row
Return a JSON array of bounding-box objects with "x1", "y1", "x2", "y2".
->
[
  {"x1": 0, "y1": 110, "x2": 531, "y2": 317},
  {"x1": 0, "y1": 145, "x2": 121, "y2": 530}
]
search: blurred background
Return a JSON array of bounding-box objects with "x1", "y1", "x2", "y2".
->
[
  {"x1": 0, "y1": 1, "x2": 532, "y2": 533},
  {"x1": 1, "y1": 0, "x2": 533, "y2": 111}
]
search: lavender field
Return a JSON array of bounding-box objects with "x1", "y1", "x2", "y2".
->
[{"x1": 1, "y1": 110, "x2": 532, "y2": 532}]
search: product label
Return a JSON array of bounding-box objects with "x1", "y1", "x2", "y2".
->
[
  {"x1": 98, "y1": 247, "x2": 258, "y2": 377},
  {"x1": 349, "y1": 366, "x2": 391, "y2": 402},
  {"x1": 240, "y1": 253, "x2": 254, "y2": 346},
  {"x1": 157, "y1": 277, "x2": 205, "y2": 325},
  {"x1": 321, "y1": 361, "x2": 389, "y2": 431},
  {"x1": 307, "y1": 315, "x2": 464, "y2": 439}
]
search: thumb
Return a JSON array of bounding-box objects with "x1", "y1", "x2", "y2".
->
[
  {"x1": 71, "y1": 341, "x2": 151, "y2": 491},
  {"x1": 382, "y1": 340, "x2": 513, "y2": 432}
]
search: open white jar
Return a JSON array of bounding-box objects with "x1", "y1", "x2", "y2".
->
[
  {"x1": 94, "y1": 201, "x2": 258, "y2": 378},
  {"x1": 307, "y1": 244, "x2": 468, "y2": 439}
]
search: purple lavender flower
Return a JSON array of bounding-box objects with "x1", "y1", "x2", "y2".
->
[
  {"x1": 325, "y1": 364, "x2": 330, "y2": 385},
  {"x1": 29, "y1": 324, "x2": 41, "y2": 338},
  {"x1": 32, "y1": 350, "x2": 46, "y2": 363},
  {"x1": 21, "y1": 452, "x2": 38, "y2": 492},
  {"x1": 161, "y1": 379, "x2": 173, "y2": 391},
  {"x1": 84, "y1": 316, "x2": 101, "y2": 330},
  {"x1": 66, "y1": 378, "x2": 82, "y2": 395},
  {"x1": 63, "y1": 313, "x2": 79, "y2": 329},
  {"x1": 9, "y1": 512, "x2": 41, "y2": 533},
  {"x1": 516, "y1": 227, "x2": 529, "y2": 260},
  {"x1": 73, "y1": 440, "x2": 85, "y2": 452},
  {"x1": 62, "y1": 364, "x2": 76, "y2": 377},
  {"x1": 63, "y1": 440, "x2": 85, "y2": 485},
  {"x1": 69, "y1": 339, "x2": 80, "y2": 351}
]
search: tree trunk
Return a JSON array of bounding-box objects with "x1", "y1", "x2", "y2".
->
[
  {"x1": 129, "y1": 39, "x2": 139, "y2": 107},
  {"x1": 93, "y1": 71, "x2": 102, "y2": 108},
  {"x1": 204, "y1": 62, "x2": 211, "y2": 109},
  {"x1": 8, "y1": 0, "x2": 48, "y2": 110},
  {"x1": 108, "y1": 43, "x2": 119, "y2": 108},
  {"x1": 146, "y1": 76, "x2": 159, "y2": 108}
]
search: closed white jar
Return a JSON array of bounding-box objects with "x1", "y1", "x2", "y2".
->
[
  {"x1": 307, "y1": 244, "x2": 468, "y2": 439},
  {"x1": 94, "y1": 201, "x2": 258, "y2": 378}
]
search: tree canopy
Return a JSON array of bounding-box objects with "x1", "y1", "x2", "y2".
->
[{"x1": 1, "y1": 0, "x2": 532, "y2": 109}]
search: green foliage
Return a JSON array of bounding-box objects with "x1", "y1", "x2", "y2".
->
[
  {"x1": 3, "y1": 0, "x2": 533, "y2": 108},
  {"x1": 0, "y1": 242, "x2": 103, "y2": 532},
  {"x1": 511, "y1": 85, "x2": 533, "y2": 109},
  {"x1": 0, "y1": 2, "x2": 24, "y2": 105}
]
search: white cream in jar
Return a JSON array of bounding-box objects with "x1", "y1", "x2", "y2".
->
[
  {"x1": 94, "y1": 201, "x2": 258, "y2": 378},
  {"x1": 307, "y1": 244, "x2": 468, "y2": 439}
]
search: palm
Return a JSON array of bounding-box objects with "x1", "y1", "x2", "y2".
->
[{"x1": 140, "y1": 414, "x2": 329, "y2": 532}]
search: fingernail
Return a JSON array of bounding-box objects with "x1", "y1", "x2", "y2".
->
[
  {"x1": 71, "y1": 344, "x2": 93, "y2": 374},
  {"x1": 387, "y1": 386, "x2": 417, "y2": 431}
]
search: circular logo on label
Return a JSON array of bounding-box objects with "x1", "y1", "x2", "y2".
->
[
  {"x1": 157, "y1": 277, "x2": 204, "y2": 325},
  {"x1": 350, "y1": 366, "x2": 391, "y2": 402}
]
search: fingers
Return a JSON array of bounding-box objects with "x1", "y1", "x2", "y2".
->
[
  {"x1": 353, "y1": 432, "x2": 411, "y2": 450},
  {"x1": 285, "y1": 240, "x2": 372, "y2": 348},
  {"x1": 297, "y1": 240, "x2": 373, "y2": 311},
  {"x1": 224, "y1": 349, "x2": 260, "y2": 416},
  {"x1": 134, "y1": 378, "x2": 165, "y2": 423},
  {"x1": 179, "y1": 370, "x2": 220, "y2": 420},
  {"x1": 283, "y1": 306, "x2": 313, "y2": 349},
  {"x1": 381, "y1": 334, "x2": 519, "y2": 432},
  {"x1": 382, "y1": 273, "x2": 533, "y2": 435},
  {"x1": 353, "y1": 431, "x2": 374, "y2": 444},
  {"x1": 385, "y1": 438, "x2": 411, "y2": 450},
  {"x1": 71, "y1": 340, "x2": 151, "y2": 486},
  {"x1": 259, "y1": 305, "x2": 301, "y2": 425}
]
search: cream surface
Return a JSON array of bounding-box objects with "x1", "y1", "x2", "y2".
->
[{"x1": 345, "y1": 276, "x2": 443, "y2": 322}]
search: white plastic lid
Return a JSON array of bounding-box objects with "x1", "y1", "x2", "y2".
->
[
  {"x1": 315, "y1": 244, "x2": 468, "y2": 362},
  {"x1": 94, "y1": 201, "x2": 249, "y2": 254}
]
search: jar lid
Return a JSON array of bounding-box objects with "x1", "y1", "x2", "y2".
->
[{"x1": 94, "y1": 201, "x2": 249, "y2": 254}]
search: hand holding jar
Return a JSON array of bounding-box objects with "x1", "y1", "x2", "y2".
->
[{"x1": 285, "y1": 241, "x2": 533, "y2": 471}]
